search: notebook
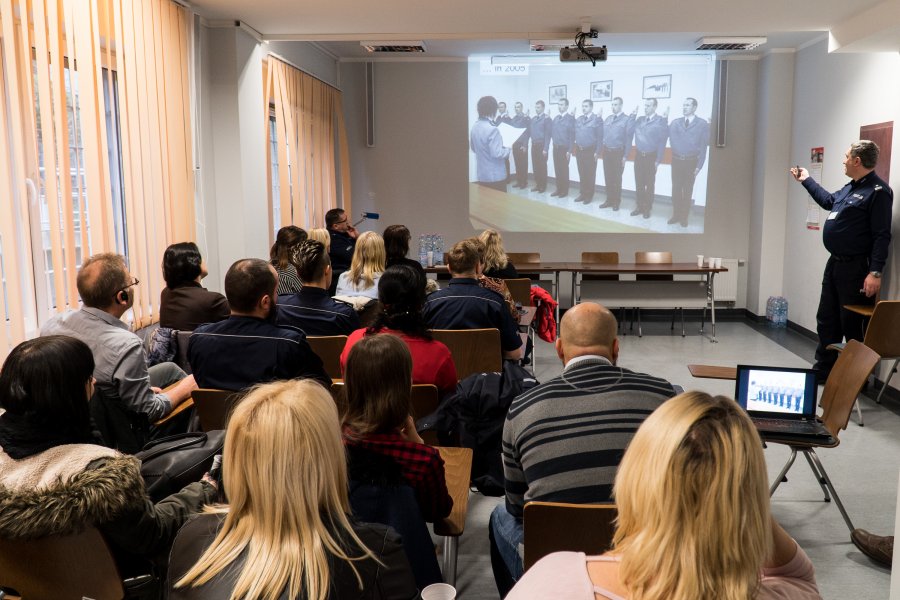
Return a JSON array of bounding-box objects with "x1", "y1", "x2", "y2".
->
[{"x1": 734, "y1": 364, "x2": 833, "y2": 442}]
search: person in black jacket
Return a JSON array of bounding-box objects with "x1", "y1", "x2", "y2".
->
[
  {"x1": 169, "y1": 379, "x2": 417, "y2": 600},
  {"x1": 383, "y1": 224, "x2": 427, "y2": 284},
  {"x1": 479, "y1": 228, "x2": 519, "y2": 279}
]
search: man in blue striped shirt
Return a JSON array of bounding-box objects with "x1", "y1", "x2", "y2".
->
[{"x1": 489, "y1": 302, "x2": 676, "y2": 595}]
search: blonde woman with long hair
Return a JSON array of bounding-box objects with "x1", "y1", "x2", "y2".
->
[
  {"x1": 336, "y1": 231, "x2": 386, "y2": 300},
  {"x1": 168, "y1": 379, "x2": 417, "y2": 600},
  {"x1": 507, "y1": 392, "x2": 821, "y2": 600},
  {"x1": 308, "y1": 227, "x2": 331, "y2": 252},
  {"x1": 479, "y1": 228, "x2": 518, "y2": 279}
]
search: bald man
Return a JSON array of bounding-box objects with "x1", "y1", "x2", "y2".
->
[
  {"x1": 488, "y1": 302, "x2": 677, "y2": 595},
  {"x1": 41, "y1": 253, "x2": 197, "y2": 452}
]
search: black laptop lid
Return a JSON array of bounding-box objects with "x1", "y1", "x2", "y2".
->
[{"x1": 734, "y1": 365, "x2": 818, "y2": 420}]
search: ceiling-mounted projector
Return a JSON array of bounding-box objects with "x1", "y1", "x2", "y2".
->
[{"x1": 560, "y1": 45, "x2": 607, "y2": 63}]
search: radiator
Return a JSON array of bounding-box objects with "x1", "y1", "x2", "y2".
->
[{"x1": 714, "y1": 258, "x2": 739, "y2": 302}]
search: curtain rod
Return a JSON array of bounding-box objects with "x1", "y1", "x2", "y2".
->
[{"x1": 266, "y1": 50, "x2": 342, "y2": 92}]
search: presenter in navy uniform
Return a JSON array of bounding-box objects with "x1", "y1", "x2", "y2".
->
[
  {"x1": 510, "y1": 102, "x2": 531, "y2": 189},
  {"x1": 550, "y1": 98, "x2": 576, "y2": 198},
  {"x1": 528, "y1": 100, "x2": 552, "y2": 193},
  {"x1": 470, "y1": 95, "x2": 511, "y2": 192},
  {"x1": 599, "y1": 97, "x2": 635, "y2": 211},
  {"x1": 668, "y1": 98, "x2": 709, "y2": 227},
  {"x1": 630, "y1": 99, "x2": 669, "y2": 218},
  {"x1": 791, "y1": 140, "x2": 893, "y2": 382},
  {"x1": 572, "y1": 99, "x2": 603, "y2": 204}
]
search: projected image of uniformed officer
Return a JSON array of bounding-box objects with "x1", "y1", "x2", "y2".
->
[
  {"x1": 668, "y1": 97, "x2": 709, "y2": 227},
  {"x1": 510, "y1": 102, "x2": 531, "y2": 189},
  {"x1": 573, "y1": 99, "x2": 603, "y2": 205},
  {"x1": 550, "y1": 98, "x2": 575, "y2": 198},
  {"x1": 630, "y1": 99, "x2": 669, "y2": 218},
  {"x1": 529, "y1": 100, "x2": 552, "y2": 193},
  {"x1": 599, "y1": 97, "x2": 634, "y2": 211}
]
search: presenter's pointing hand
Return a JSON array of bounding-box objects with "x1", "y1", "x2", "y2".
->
[{"x1": 790, "y1": 167, "x2": 808, "y2": 182}]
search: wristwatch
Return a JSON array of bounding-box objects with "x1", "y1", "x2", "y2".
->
[{"x1": 870, "y1": 271, "x2": 882, "y2": 278}]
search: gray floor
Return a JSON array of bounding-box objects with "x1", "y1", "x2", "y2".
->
[{"x1": 449, "y1": 318, "x2": 897, "y2": 599}]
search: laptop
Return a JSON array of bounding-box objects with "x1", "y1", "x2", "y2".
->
[{"x1": 734, "y1": 364, "x2": 833, "y2": 442}]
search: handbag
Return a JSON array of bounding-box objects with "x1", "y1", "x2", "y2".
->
[{"x1": 136, "y1": 430, "x2": 225, "y2": 502}]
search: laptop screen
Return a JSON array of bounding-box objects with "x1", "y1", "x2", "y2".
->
[{"x1": 734, "y1": 365, "x2": 818, "y2": 418}]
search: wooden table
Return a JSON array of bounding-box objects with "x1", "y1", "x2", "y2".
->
[
  {"x1": 425, "y1": 262, "x2": 727, "y2": 341},
  {"x1": 434, "y1": 446, "x2": 473, "y2": 585},
  {"x1": 687, "y1": 364, "x2": 737, "y2": 380}
]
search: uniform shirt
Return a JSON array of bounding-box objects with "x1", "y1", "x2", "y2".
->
[
  {"x1": 276, "y1": 286, "x2": 360, "y2": 336},
  {"x1": 159, "y1": 282, "x2": 230, "y2": 331},
  {"x1": 631, "y1": 114, "x2": 668, "y2": 161},
  {"x1": 551, "y1": 112, "x2": 576, "y2": 148},
  {"x1": 510, "y1": 113, "x2": 531, "y2": 146},
  {"x1": 41, "y1": 308, "x2": 172, "y2": 421},
  {"x1": 803, "y1": 173, "x2": 893, "y2": 271},
  {"x1": 528, "y1": 113, "x2": 552, "y2": 145},
  {"x1": 602, "y1": 112, "x2": 635, "y2": 151},
  {"x1": 573, "y1": 113, "x2": 603, "y2": 151},
  {"x1": 470, "y1": 117, "x2": 510, "y2": 183},
  {"x1": 188, "y1": 315, "x2": 331, "y2": 391},
  {"x1": 343, "y1": 426, "x2": 453, "y2": 522},
  {"x1": 668, "y1": 115, "x2": 710, "y2": 170},
  {"x1": 328, "y1": 230, "x2": 356, "y2": 273},
  {"x1": 340, "y1": 328, "x2": 458, "y2": 396},
  {"x1": 422, "y1": 278, "x2": 523, "y2": 353}
]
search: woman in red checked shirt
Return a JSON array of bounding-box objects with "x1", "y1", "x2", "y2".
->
[{"x1": 341, "y1": 334, "x2": 453, "y2": 523}]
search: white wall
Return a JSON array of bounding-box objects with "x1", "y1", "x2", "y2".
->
[
  {"x1": 783, "y1": 40, "x2": 900, "y2": 333},
  {"x1": 746, "y1": 51, "x2": 796, "y2": 314},
  {"x1": 339, "y1": 58, "x2": 760, "y2": 307}
]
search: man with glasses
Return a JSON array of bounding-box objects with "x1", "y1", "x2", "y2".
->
[
  {"x1": 41, "y1": 253, "x2": 197, "y2": 452},
  {"x1": 325, "y1": 207, "x2": 358, "y2": 295}
]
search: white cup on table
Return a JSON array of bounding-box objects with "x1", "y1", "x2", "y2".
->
[
  {"x1": 427, "y1": 251, "x2": 434, "y2": 267},
  {"x1": 707, "y1": 257, "x2": 715, "y2": 269},
  {"x1": 422, "y1": 583, "x2": 457, "y2": 600},
  {"x1": 714, "y1": 257, "x2": 723, "y2": 269},
  {"x1": 697, "y1": 254, "x2": 704, "y2": 267}
]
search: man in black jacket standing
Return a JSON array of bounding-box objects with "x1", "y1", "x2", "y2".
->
[{"x1": 791, "y1": 140, "x2": 893, "y2": 382}]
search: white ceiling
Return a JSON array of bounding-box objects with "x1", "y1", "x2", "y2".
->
[{"x1": 188, "y1": 0, "x2": 900, "y2": 57}]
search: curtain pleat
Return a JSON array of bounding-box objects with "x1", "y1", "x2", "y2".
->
[
  {"x1": 0, "y1": 0, "x2": 196, "y2": 357},
  {"x1": 265, "y1": 56, "x2": 351, "y2": 233}
]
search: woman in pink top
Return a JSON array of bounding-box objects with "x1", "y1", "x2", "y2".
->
[
  {"x1": 507, "y1": 391, "x2": 822, "y2": 600},
  {"x1": 341, "y1": 264, "x2": 457, "y2": 396}
]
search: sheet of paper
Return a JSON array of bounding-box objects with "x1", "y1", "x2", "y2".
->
[{"x1": 497, "y1": 122, "x2": 527, "y2": 148}]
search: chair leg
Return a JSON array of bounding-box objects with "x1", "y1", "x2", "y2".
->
[
  {"x1": 874, "y1": 359, "x2": 899, "y2": 404},
  {"x1": 637, "y1": 309, "x2": 642, "y2": 338},
  {"x1": 681, "y1": 307, "x2": 686, "y2": 337},
  {"x1": 801, "y1": 449, "x2": 831, "y2": 502},
  {"x1": 806, "y1": 449, "x2": 855, "y2": 532},
  {"x1": 670, "y1": 309, "x2": 676, "y2": 332},
  {"x1": 769, "y1": 447, "x2": 798, "y2": 496},
  {"x1": 442, "y1": 536, "x2": 458, "y2": 586},
  {"x1": 854, "y1": 398, "x2": 864, "y2": 427}
]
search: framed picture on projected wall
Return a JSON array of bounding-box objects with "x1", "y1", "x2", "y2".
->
[
  {"x1": 642, "y1": 74, "x2": 672, "y2": 99},
  {"x1": 549, "y1": 85, "x2": 567, "y2": 105},
  {"x1": 590, "y1": 80, "x2": 613, "y2": 102}
]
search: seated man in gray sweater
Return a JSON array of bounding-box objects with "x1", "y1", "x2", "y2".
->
[{"x1": 489, "y1": 302, "x2": 677, "y2": 595}]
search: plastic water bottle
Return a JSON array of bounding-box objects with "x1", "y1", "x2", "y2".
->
[
  {"x1": 766, "y1": 297, "x2": 776, "y2": 323},
  {"x1": 433, "y1": 235, "x2": 444, "y2": 265},
  {"x1": 774, "y1": 297, "x2": 788, "y2": 328},
  {"x1": 418, "y1": 234, "x2": 428, "y2": 266}
]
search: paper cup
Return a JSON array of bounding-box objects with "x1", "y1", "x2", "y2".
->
[
  {"x1": 714, "y1": 257, "x2": 723, "y2": 269},
  {"x1": 421, "y1": 583, "x2": 457, "y2": 600},
  {"x1": 696, "y1": 255, "x2": 704, "y2": 267},
  {"x1": 707, "y1": 257, "x2": 715, "y2": 268},
  {"x1": 427, "y1": 251, "x2": 434, "y2": 267}
]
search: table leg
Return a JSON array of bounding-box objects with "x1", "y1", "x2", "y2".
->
[
  {"x1": 554, "y1": 270, "x2": 561, "y2": 323},
  {"x1": 710, "y1": 272, "x2": 718, "y2": 343}
]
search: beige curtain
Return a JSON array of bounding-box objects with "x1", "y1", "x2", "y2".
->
[
  {"x1": 265, "y1": 56, "x2": 351, "y2": 233},
  {"x1": 0, "y1": 0, "x2": 194, "y2": 361}
]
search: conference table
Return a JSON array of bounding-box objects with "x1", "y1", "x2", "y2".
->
[{"x1": 426, "y1": 262, "x2": 728, "y2": 341}]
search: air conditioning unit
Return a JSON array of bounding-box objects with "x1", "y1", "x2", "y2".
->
[
  {"x1": 696, "y1": 37, "x2": 767, "y2": 51},
  {"x1": 360, "y1": 41, "x2": 426, "y2": 53}
]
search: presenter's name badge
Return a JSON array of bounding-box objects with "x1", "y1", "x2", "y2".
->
[{"x1": 480, "y1": 61, "x2": 529, "y2": 76}]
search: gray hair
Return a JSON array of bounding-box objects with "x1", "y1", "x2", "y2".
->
[{"x1": 850, "y1": 140, "x2": 880, "y2": 169}]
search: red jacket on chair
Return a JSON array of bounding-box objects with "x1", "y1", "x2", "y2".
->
[{"x1": 529, "y1": 286, "x2": 557, "y2": 342}]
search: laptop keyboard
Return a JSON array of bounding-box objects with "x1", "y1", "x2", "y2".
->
[{"x1": 752, "y1": 417, "x2": 828, "y2": 435}]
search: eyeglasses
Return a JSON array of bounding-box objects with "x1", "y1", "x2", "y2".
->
[
  {"x1": 335, "y1": 218, "x2": 348, "y2": 225},
  {"x1": 118, "y1": 277, "x2": 140, "y2": 293}
]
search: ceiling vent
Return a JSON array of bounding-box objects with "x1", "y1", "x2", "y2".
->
[
  {"x1": 360, "y1": 41, "x2": 426, "y2": 53},
  {"x1": 696, "y1": 37, "x2": 767, "y2": 51}
]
